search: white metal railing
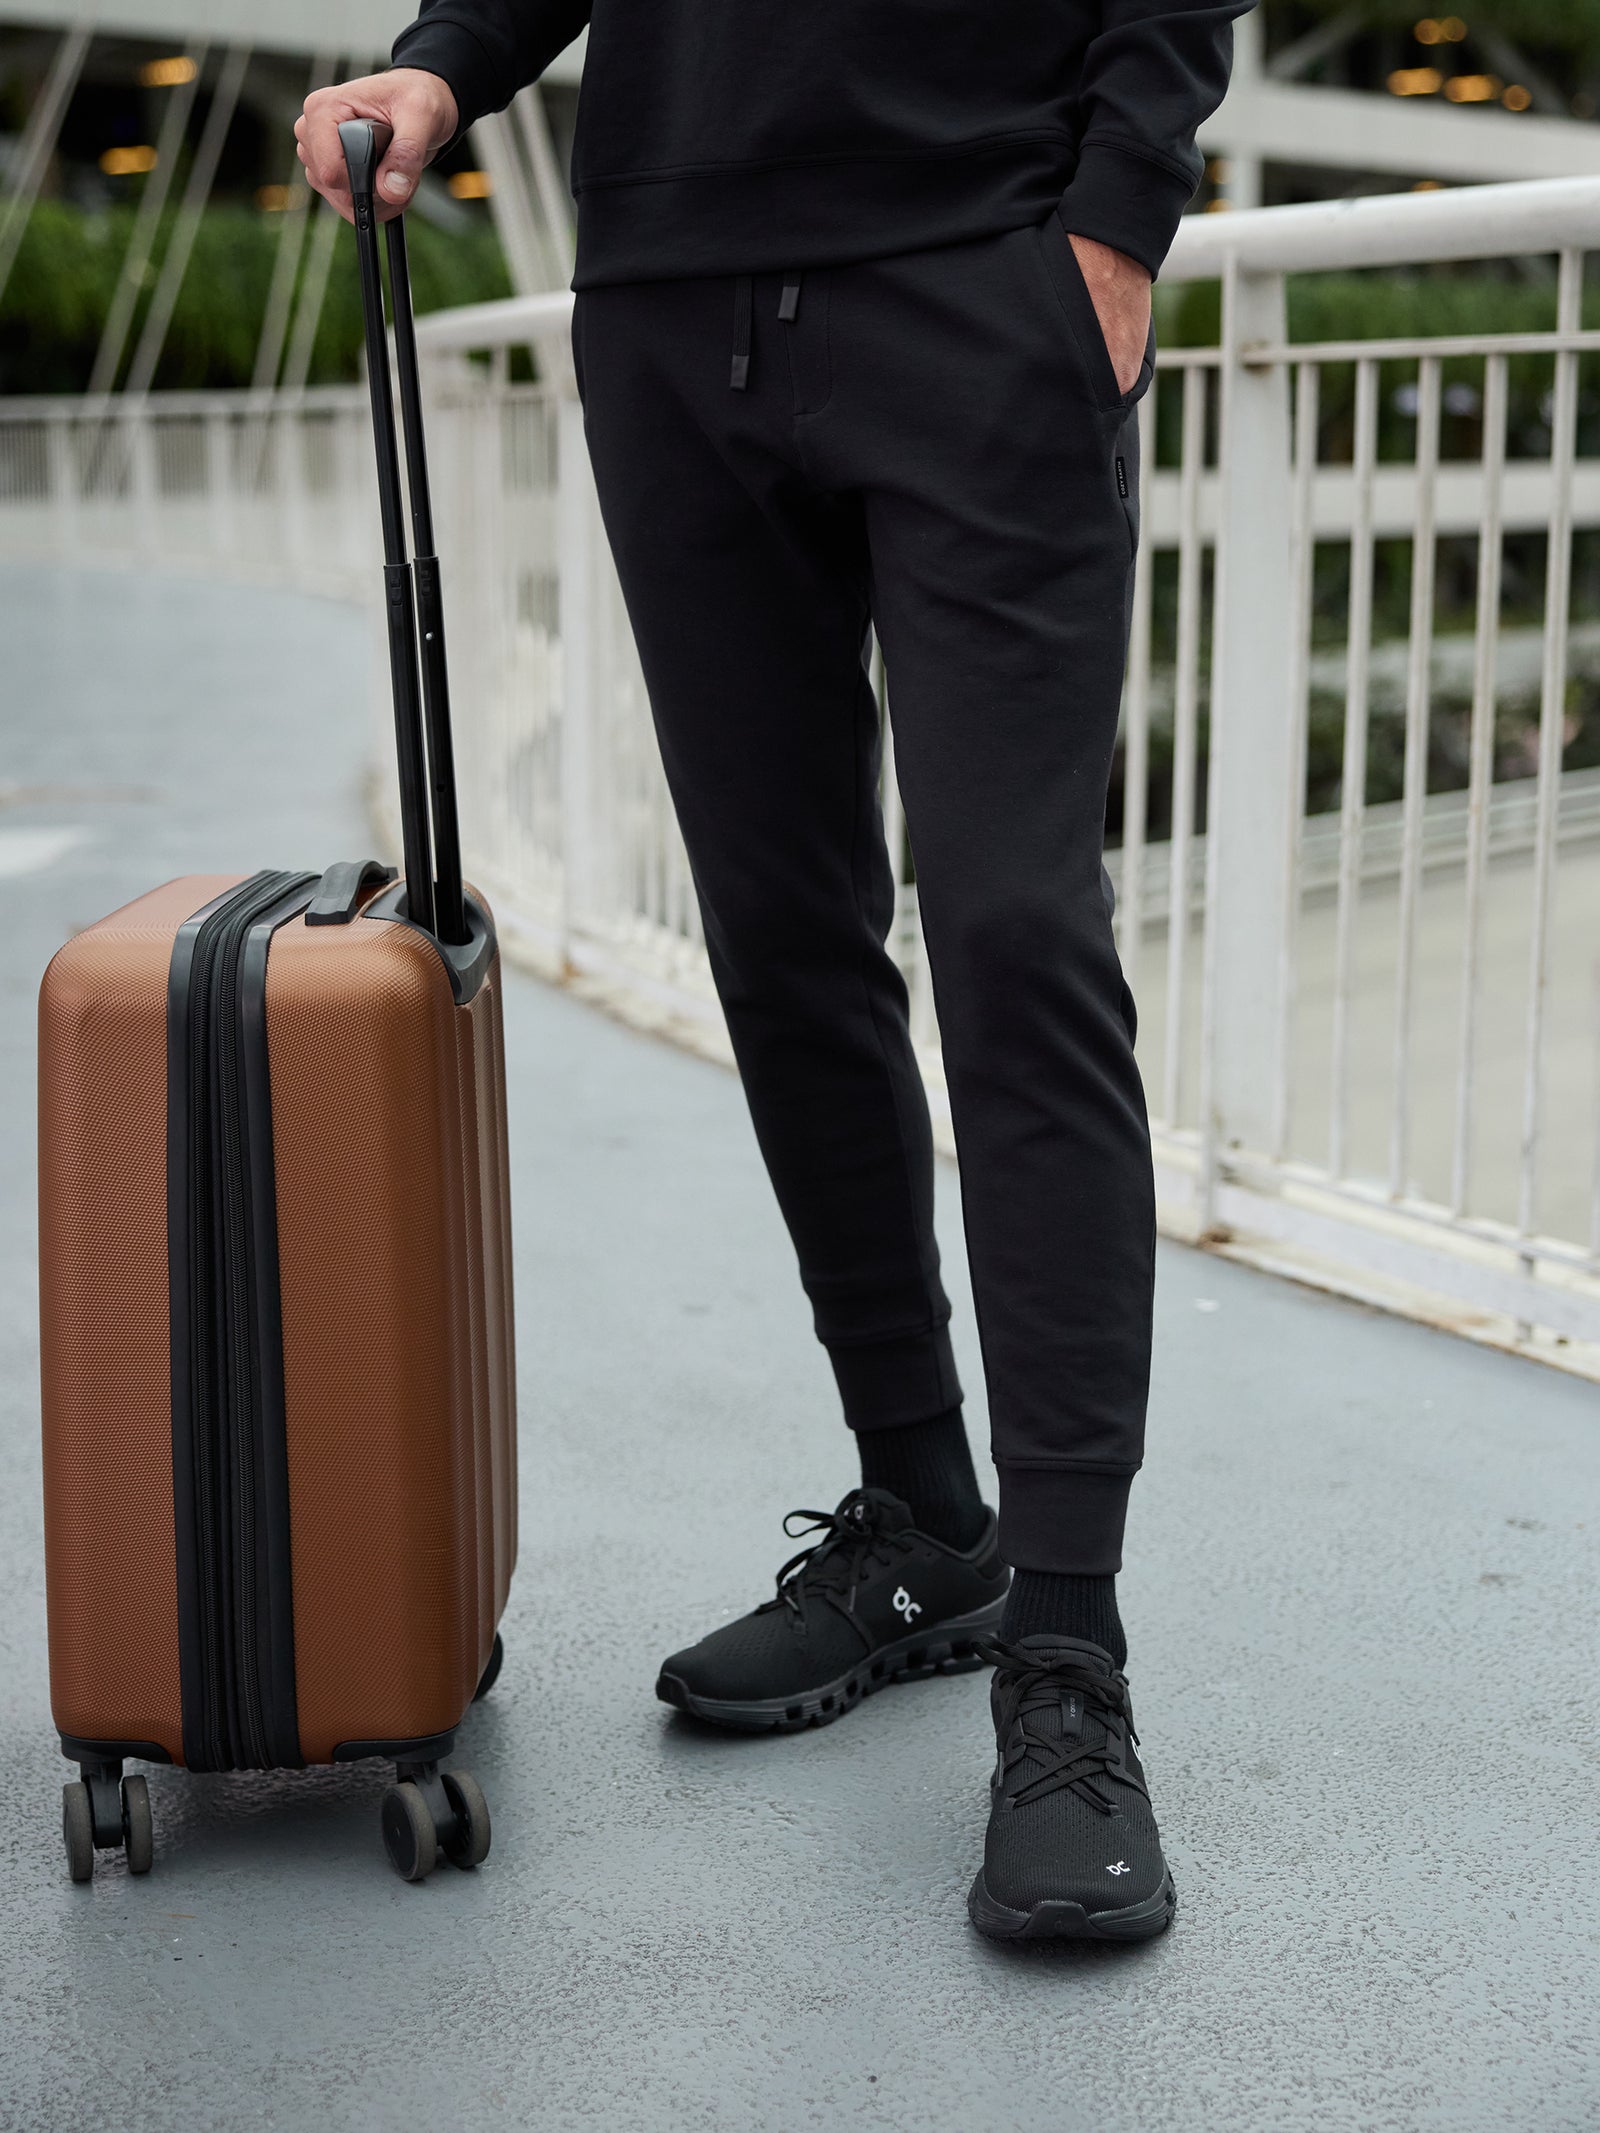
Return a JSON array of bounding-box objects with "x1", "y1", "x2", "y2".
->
[
  {"x1": 5, "y1": 177, "x2": 1600, "y2": 1368},
  {"x1": 0, "y1": 387, "x2": 374, "y2": 591}
]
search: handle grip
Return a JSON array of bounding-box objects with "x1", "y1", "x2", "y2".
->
[{"x1": 336, "y1": 118, "x2": 393, "y2": 199}]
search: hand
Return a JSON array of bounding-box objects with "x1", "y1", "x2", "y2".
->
[
  {"x1": 1067, "y1": 233, "x2": 1152, "y2": 395},
  {"x1": 295, "y1": 69, "x2": 459, "y2": 225}
]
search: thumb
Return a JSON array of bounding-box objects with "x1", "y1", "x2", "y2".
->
[{"x1": 378, "y1": 133, "x2": 428, "y2": 204}]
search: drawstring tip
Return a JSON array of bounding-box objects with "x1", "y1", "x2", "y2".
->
[
  {"x1": 778, "y1": 281, "x2": 801, "y2": 323},
  {"x1": 730, "y1": 273, "x2": 754, "y2": 391}
]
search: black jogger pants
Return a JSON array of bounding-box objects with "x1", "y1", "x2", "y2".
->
[{"x1": 573, "y1": 212, "x2": 1157, "y2": 1575}]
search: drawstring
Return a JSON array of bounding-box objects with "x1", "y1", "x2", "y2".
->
[
  {"x1": 730, "y1": 275, "x2": 752, "y2": 390},
  {"x1": 730, "y1": 273, "x2": 805, "y2": 390}
]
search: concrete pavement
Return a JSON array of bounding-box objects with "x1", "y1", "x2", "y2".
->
[{"x1": 1, "y1": 565, "x2": 1596, "y2": 2133}]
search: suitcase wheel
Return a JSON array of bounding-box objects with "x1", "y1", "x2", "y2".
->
[
  {"x1": 122, "y1": 1776, "x2": 154, "y2": 1875},
  {"x1": 381, "y1": 1761, "x2": 492, "y2": 1881},
  {"x1": 381, "y1": 1782, "x2": 437, "y2": 1882},
  {"x1": 61, "y1": 1763, "x2": 154, "y2": 1884},
  {"x1": 62, "y1": 1783, "x2": 94, "y2": 1884},
  {"x1": 440, "y1": 1770, "x2": 491, "y2": 1869}
]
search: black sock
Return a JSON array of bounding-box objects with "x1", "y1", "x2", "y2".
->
[
  {"x1": 1000, "y1": 1570, "x2": 1127, "y2": 1669},
  {"x1": 855, "y1": 1407, "x2": 987, "y2": 1551}
]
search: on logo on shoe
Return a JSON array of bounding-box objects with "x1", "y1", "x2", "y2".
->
[{"x1": 892, "y1": 1585, "x2": 922, "y2": 1621}]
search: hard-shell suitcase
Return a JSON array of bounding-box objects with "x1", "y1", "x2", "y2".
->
[{"x1": 38, "y1": 122, "x2": 516, "y2": 1883}]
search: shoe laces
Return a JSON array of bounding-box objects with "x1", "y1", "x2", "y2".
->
[
  {"x1": 975, "y1": 1636, "x2": 1143, "y2": 1815},
  {"x1": 767, "y1": 1492, "x2": 915, "y2": 1626}
]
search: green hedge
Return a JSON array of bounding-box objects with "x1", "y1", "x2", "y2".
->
[
  {"x1": 1161, "y1": 262, "x2": 1594, "y2": 357},
  {"x1": 0, "y1": 200, "x2": 512, "y2": 394},
  {"x1": 4, "y1": 197, "x2": 1588, "y2": 401},
  {"x1": 1158, "y1": 265, "x2": 1600, "y2": 467}
]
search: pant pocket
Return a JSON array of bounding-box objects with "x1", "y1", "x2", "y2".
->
[{"x1": 1035, "y1": 208, "x2": 1155, "y2": 415}]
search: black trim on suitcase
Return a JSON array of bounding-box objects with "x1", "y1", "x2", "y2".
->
[
  {"x1": 331, "y1": 1728, "x2": 457, "y2": 1765},
  {"x1": 363, "y1": 882, "x2": 497, "y2": 1007},
  {"x1": 239, "y1": 892, "x2": 317, "y2": 1769},
  {"x1": 59, "y1": 1735, "x2": 174, "y2": 1766},
  {"x1": 167, "y1": 872, "x2": 316, "y2": 1772},
  {"x1": 167, "y1": 876, "x2": 266, "y2": 1776}
]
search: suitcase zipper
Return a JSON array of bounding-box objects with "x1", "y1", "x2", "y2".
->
[{"x1": 171, "y1": 871, "x2": 315, "y2": 1770}]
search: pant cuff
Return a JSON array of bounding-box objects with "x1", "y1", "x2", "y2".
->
[
  {"x1": 996, "y1": 1463, "x2": 1137, "y2": 1575},
  {"x1": 829, "y1": 1324, "x2": 963, "y2": 1433}
]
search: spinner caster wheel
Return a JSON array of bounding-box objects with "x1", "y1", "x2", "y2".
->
[
  {"x1": 62, "y1": 1781, "x2": 94, "y2": 1885},
  {"x1": 440, "y1": 1770, "x2": 491, "y2": 1869},
  {"x1": 122, "y1": 1775, "x2": 153, "y2": 1875},
  {"x1": 381, "y1": 1781, "x2": 437, "y2": 1882}
]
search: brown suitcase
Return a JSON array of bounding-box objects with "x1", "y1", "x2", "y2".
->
[{"x1": 38, "y1": 122, "x2": 516, "y2": 1883}]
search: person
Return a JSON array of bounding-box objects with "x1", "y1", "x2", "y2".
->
[{"x1": 297, "y1": 0, "x2": 1247, "y2": 1943}]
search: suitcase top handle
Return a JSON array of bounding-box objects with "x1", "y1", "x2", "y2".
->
[{"x1": 339, "y1": 118, "x2": 468, "y2": 949}]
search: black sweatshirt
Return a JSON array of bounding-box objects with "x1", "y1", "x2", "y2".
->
[{"x1": 393, "y1": 0, "x2": 1250, "y2": 290}]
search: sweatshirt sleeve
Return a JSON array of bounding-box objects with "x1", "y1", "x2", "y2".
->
[
  {"x1": 391, "y1": 0, "x2": 593, "y2": 134},
  {"x1": 1057, "y1": 0, "x2": 1253, "y2": 279}
]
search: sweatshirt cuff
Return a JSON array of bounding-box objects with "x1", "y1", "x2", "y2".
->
[
  {"x1": 390, "y1": 21, "x2": 505, "y2": 138},
  {"x1": 1057, "y1": 139, "x2": 1198, "y2": 282}
]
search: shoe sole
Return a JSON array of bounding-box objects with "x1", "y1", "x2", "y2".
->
[
  {"x1": 967, "y1": 1868, "x2": 1177, "y2": 1944},
  {"x1": 655, "y1": 1597, "x2": 1008, "y2": 1733}
]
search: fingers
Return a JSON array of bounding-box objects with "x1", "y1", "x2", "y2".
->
[
  {"x1": 296, "y1": 79, "x2": 383, "y2": 226},
  {"x1": 373, "y1": 71, "x2": 459, "y2": 220},
  {"x1": 373, "y1": 139, "x2": 426, "y2": 222},
  {"x1": 295, "y1": 69, "x2": 459, "y2": 227}
]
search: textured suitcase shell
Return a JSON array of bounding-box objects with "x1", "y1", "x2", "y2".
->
[{"x1": 39, "y1": 873, "x2": 517, "y2": 1768}]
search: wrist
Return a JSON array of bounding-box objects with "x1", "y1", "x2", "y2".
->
[
  {"x1": 1066, "y1": 232, "x2": 1152, "y2": 293},
  {"x1": 389, "y1": 66, "x2": 459, "y2": 142},
  {"x1": 390, "y1": 21, "x2": 497, "y2": 141}
]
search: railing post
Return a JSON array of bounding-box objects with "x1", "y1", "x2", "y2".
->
[
  {"x1": 46, "y1": 411, "x2": 77, "y2": 558},
  {"x1": 206, "y1": 409, "x2": 236, "y2": 566},
  {"x1": 130, "y1": 407, "x2": 160, "y2": 563},
  {"x1": 556, "y1": 386, "x2": 600, "y2": 967},
  {"x1": 283, "y1": 397, "x2": 311, "y2": 588},
  {"x1": 1198, "y1": 259, "x2": 1298, "y2": 1222}
]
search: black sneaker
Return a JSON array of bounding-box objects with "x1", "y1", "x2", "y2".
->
[
  {"x1": 968, "y1": 1635, "x2": 1176, "y2": 1943},
  {"x1": 655, "y1": 1487, "x2": 1009, "y2": 1732}
]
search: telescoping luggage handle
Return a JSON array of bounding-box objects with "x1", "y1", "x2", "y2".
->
[{"x1": 338, "y1": 117, "x2": 467, "y2": 947}]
